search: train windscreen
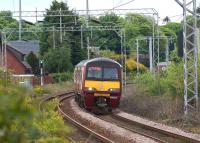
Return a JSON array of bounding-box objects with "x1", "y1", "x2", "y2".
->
[
  {"x1": 87, "y1": 66, "x2": 119, "y2": 80},
  {"x1": 87, "y1": 67, "x2": 102, "y2": 79},
  {"x1": 103, "y1": 68, "x2": 118, "y2": 80}
]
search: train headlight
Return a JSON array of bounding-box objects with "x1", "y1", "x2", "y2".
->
[
  {"x1": 84, "y1": 87, "x2": 96, "y2": 93},
  {"x1": 108, "y1": 88, "x2": 120, "y2": 93}
]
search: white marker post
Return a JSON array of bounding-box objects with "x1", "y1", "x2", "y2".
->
[{"x1": 40, "y1": 60, "x2": 44, "y2": 86}]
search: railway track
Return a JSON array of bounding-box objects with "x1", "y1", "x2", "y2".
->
[
  {"x1": 111, "y1": 114, "x2": 200, "y2": 143},
  {"x1": 38, "y1": 90, "x2": 74, "y2": 112},
  {"x1": 95, "y1": 113, "x2": 200, "y2": 143},
  {"x1": 39, "y1": 91, "x2": 200, "y2": 143},
  {"x1": 39, "y1": 91, "x2": 114, "y2": 143}
]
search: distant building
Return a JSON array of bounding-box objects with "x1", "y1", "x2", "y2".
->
[
  {"x1": 157, "y1": 62, "x2": 168, "y2": 72},
  {"x1": 3, "y1": 40, "x2": 39, "y2": 74}
]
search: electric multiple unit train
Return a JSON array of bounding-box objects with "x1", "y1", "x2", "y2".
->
[{"x1": 74, "y1": 58, "x2": 122, "y2": 111}]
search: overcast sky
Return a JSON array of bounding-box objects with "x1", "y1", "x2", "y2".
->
[{"x1": 0, "y1": 0, "x2": 189, "y2": 23}]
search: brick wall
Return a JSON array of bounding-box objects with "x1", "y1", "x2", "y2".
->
[
  {"x1": 32, "y1": 75, "x2": 53, "y2": 86},
  {"x1": 6, "y1": 47, "x2": 26, "y2": 74}
]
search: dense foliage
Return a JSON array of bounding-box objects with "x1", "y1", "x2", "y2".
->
[
  {"x1": 26, "y1": 52, "x2": 39, "y2": 75},
  {"x1": 135, "y1": 56, "x2": 200, "y2": 97},
  {"x1": 50, "y1": 72, "x2": 73, "y2": 83},
  {"x1": 43, "y1": 46, "x2": 72, "y2": 73},
  {"x1": 0, "y1": 70, "x2": 72, "y2": 142},
  {"x1": 40, "y1": 0, "x2": 86, "y2": 72}
]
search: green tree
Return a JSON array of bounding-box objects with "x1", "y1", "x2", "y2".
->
[
  {"x1": 123, "y1": 13, "x2": 154, "y2": 55},
  {"x1": 26, "y1": 52, "x2": 39, "y2": 75},
  {"x1": 39, "y1": 0, "x2": 86, "y2": 67},
  {"x1": 71, "y1": 41, "x2": 86, "y2": 66},
  {"x1": 40, "y1": 0, "x2": 78, "y2": 55},
  {"x1": 89, "y1": 13, "x2": 122, "y2": 53},
  {"x1": 43, "y1": 44, "x2": 72, "y2": 73},
  {"x1": 163, "y1": 16, "x2": 171, "y2": 24},
  {"x1": 0, "y1": 11, "x2": 40, "y2": 40}
]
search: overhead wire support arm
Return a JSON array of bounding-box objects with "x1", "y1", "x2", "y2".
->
[
  {"x1": 174, "y1": 0, "x2": 200, "y2": 16},
  {"x1": 0, "y1": 8, "x2": 158, "y2": 19}
]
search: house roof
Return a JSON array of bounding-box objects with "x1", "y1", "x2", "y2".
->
[{"x1": 7, "y1": 40, "x2": 39, "y2": 55}]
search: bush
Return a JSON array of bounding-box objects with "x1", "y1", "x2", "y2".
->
[
  {"x1": 51, "y1": 72, "x2": 73, "y2": 83},
  {"x1": 33, "y1": 86, "x2": 50, "y2": 97},
  {"x1": 126, "y1": 58, "x2": 147, "y2": 72},
  {"x1": 33, "y1": 99, "x2": 72, "y2": 142},
  {"x1": 135, "y1": 62, "x2": 184, "y2": 97},
  {"x1": 43, "y1": 47, "x2": 73, "y2": 73},
  {"x1": 98, "y1": 50, "x2": 121, "y2": 61},
  {"x1": 0, "y1": 68, "x2": 12, "y2": 85},
  {"x1": 0, "y1": 70, "x2": 72, "y2": 142}
]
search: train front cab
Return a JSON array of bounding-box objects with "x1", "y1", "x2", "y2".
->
[{"x1": 83, "y1": 61, "x2": 122, "y2": 111}]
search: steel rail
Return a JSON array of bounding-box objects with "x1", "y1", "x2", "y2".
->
[
  {"x1": 112, "y1": 114, "x2": 200, "y2": 143},
  {"x1": 39, "y1": 91, "x2": 114, "y2": 143},
  {"x1": 58, "y1": 96, "x2": 114, "y2": 143},
  {"x1": 92, "y1": 114, "x2": 167, "y2": 143},
  {"x1": 38, "y1": 91, "x2": 74, "y2": 112}
]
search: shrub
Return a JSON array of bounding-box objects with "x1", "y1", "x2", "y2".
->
[
  {"x1": 33, "y1": 86, "x2": 50, "y2": 97},
  {"x1": 33, "y1": 99, "x2": 72, "y2": 142},
  {"x1": 0, "y1": 68, "x2": 12, "y2": 85},
  {"x1": 135, "y1": 62, "x2": 184, "y2": 97},
  {"x1": 51, "y1": 72, "x2": 73, "y2": 83},
  {"x1": 98, "y1": 50, "x2": 121, "y2": 61},
  {"x1": 126, "y1": 58, "x2": 147, "y2": 72},
  {"x1": 43, "y1": 47, "x2": 73, "y2": 73},
  {"x1": 0, "y1": 71, "x2": 72, "y2": 142}
]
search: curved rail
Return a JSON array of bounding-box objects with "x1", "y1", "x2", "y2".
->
[
  {"x1": 38, "y1": 90, "x2": 74, "y2": 112},
  {"x1": 91, "y1": 114, "x2": 167, "y2": 143},
  {"x1": 58, "y1": 95, "x2": 114, "y2": 143},
  {"x1": 110, "y1": 115, "x2": 167, "y2": 143},
  {"x1": 112, "y1": 114, "x2": 200, "y2": 143},
  {"x1": 39, "y1": 91, "x2": 114, "y2": 143}
]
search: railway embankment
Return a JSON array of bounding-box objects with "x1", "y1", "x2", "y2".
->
[{"x1": 120, "y1": 83, "x2": 200, "y2": 135}]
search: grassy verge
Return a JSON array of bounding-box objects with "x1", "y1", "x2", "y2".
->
[{"x1": 33, "y1": 81, "x2": 74, "y2": 98}]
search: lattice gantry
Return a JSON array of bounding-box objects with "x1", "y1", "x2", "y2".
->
[{"x1": 183, "y1": 0, "x2": 198, "y2": 115}]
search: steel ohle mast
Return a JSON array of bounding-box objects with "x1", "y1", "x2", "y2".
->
[{"x1": 175, "y1": 0, "x2": 199, "y2": 115}]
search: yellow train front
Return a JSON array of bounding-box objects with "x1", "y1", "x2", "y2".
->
[{"x1": 74, "y1": 58, "x2": 122, "y2": 111}]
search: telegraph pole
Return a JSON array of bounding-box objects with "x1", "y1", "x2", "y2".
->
[
  {"x1": 136, "y1": 39, "x2": 139, "y2": 74},
  {"x1": 53, "y1": 26, "x2": 55, "y2": 49},
  {"x1": 0, "y1": 33, "x2": 3, "y2": 67},
  {"x1": 149, "y1": 37, "x2": 153, "y2": 72},
  {"x1": 19, "y1": 0, "x2": 22, "y2": 41},
  {"x1": 86, "y1": 0, "x2": 90, "y2": 59},
  {"x1": 124, "y1": 29, "x2": 127, "y2": 88},
  {"x1": 87, "y1": 37, "x2": 90, "y2": 59},
  {"x1": 86, "y1": 0, "x2": 89, "y2": 27},
  {"x1": 165, "y1": 38, "x2": 169, "y2": 64},
  {"x1": 60, "y1": 8, "x2": 62, "y2": 43},
  {"x1": 81, "y1": 25, "x2": 83, "y2": 49}
]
